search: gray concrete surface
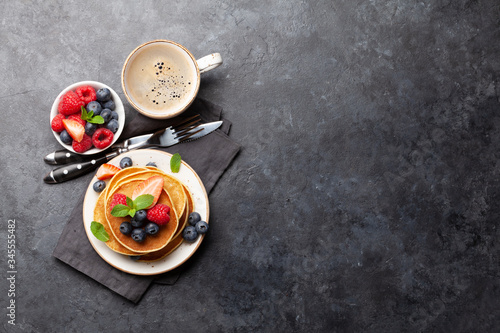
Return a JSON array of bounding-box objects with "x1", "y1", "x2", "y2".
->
[{"x1": 1, "y1": 1, "x2": 499, "y2": 332}]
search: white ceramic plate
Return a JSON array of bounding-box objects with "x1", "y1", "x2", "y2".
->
[
  {"x1": 50, "y1": 81, "x2": 125, "y2": 155},
  {"x1": 82, "y1": 149, "x2": 209, "y2": 275}
]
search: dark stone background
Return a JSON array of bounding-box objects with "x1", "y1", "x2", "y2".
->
[{"x1": 0, "y1": 1, "x2": 498, "y2": 332}]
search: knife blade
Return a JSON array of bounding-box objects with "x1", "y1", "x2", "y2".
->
[{"x1": 43, "y1": 120, "x2": 222, "y2": 184}]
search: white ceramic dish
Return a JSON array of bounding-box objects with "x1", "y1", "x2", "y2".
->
[
  {"x1": 82, "y1": 149, "x2": 209, "y2": 275},
  {"x1": 50, "y1": 81, "x2": 125, "y2": 155}
]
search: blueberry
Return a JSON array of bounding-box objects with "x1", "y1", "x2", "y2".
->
[
  {"x1": 131, "y1": 228, "x2": 146, "y2": 242},
  {"x1": 188, "y1": 212, "x2": 201, "y2": 226},
  {"x1": 131, "y1": 209, "x2": 147, "y2": 227},
  {"x1": 107, "y1": 119, "x2": 119, "y2": 133},
  {"x1": 103, "y1": 99, "x2": 115, "y2": 110},
  {"x1": 100, "y1": 109, "x2": 112, "y2": 123},
  {"x1": 131, "y1": 217, "x2": 144, "y2": 228},
  {"x1": 120, "y1": 222, "x2": 132, "y2": 235},
  {"x1": 96, "y1": 88, "x2": 111, "y2": 102},
  {"x1": 93, "y1": 180, "x2": 106, "y2": 192},
  {"x1": 86, "y1": 101, "x2": 102, "y2": 115},
  {"x1": 182, "y1": 226, "x2": 198, "y2": 242},
  {"x1": 85, "y1": 122, "x2": 98, "y2": 136},
  {"x1": 145, "y1": 222, "x2": 159, "y2": 235},
  {"x1": 135, "y1": 209, "x2": 148, "y2": 222},
  {"x1": 110, "y1": 110, "x2": 119, "y2": 120},
  {"x1": 195, "y1": 221, "x2": 209, "y2": 234},
  {"x1": 120, "y1": 156, "x2": 133, "y2": 169},
  {"x1": 146, "y1": 162, "x2": 157, "y2": 167},
  {"x1": 60, "y1": 130, "x2": 72, "y2": 144},
  {"x1": 129, "y1": 256, "x2": 141, "y2": 261}
]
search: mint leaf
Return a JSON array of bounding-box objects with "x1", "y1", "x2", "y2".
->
[
  {"x1": 90, "y1": 221, "x2": 109, "y2": 242},
  {"x1": 170, "y1": 153, "x2": 181, "y2": 173},
  {"x1": 126, "y1": 196, "x2": 134, "y2": 208},
  {"x1": 81, "y1": 106, "x2": 105, "y2": 124},
  {"x1": 88, "y1": 115, "x2": 104, "y2": 124},
  {"x1": 134, "y1": 194, "x2": 154, "y2": 210},
  {"x1": 128, "y1": 208, "x2": 136, "y2": 218},
  {"x1": 111, "y1": 204, "x2": 131, "y2": 217},
  {"x1": 81, "y1": 107, "x2": 88, "y2": 119}
]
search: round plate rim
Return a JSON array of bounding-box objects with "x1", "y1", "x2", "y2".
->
[{"x1": 82, "y1": 149, "x2": 209, "y2": 275}]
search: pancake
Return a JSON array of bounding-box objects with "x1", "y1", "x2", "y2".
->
[
  {"x1": 173, "y1": 184, "x2": 194, "y2": 238},
  {"x1": 138, "y1": 185, "x2": 194, "y2": 262},
  {"x1": 136, "y1": 233, "x2": 184, "y2": 262},
  {"x1": 106, "y1": 180, "x2": 179, "y2": 253},
  {"x1": 104, "y1": 166, "x2": 151, "y2": 202},
  {"x1": 105, "y1": 170, "x2": 187, "y2": 220},
  {"x1": 93, "y1": 164, "x2": 195, "y2": 261},
  {"x1": 93, "y1": 191, "x2": 141, "y2": 256}
]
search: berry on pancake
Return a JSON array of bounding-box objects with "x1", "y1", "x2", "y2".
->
[
  {"x1": 132, "y1": 175, "x2": 164, "y2": 209},
  {"x1": 146, "y1": 204, "x2": 170, "y2": 225},
  {"x1": 110, "y1": 193, "x2": 127, "y2": 211}
]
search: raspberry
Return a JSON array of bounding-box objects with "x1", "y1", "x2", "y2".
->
[
  {"x1": 75, "y1": 85, "x2": 97, "y2": 104},
  {"x1": 110, "y1": 193, "x2": 127, "y2": 212},
  {"x1": 92, "y1": 128, "x2": 114, "y2": 149},
  {"x1": 58, "y1": 90, "x2": 85, "y2": 116},
  {"x1": 67, "y1": 114, "x2": 86, "y2": 127},
  {"x1": 72, "y1": 134, "x2": 92, "y2": 153},
  {"x1": 146, "y1": 204, "x2": 171, "y2": 225},
  {"x1": 51, "y1": 114, "x2": 66, "y2": 132}
]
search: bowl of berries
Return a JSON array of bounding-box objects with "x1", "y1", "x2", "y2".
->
[{"x1": 50, "y1": 81, "x2": 125, "y2": 154}]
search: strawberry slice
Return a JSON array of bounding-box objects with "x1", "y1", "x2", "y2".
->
[
  {"x1": 62, "y1": 118, "x2": 85, "y2": 143},
  {"x1": 132, "y1": 175, "x2": 164, "y2": 208},
  {"x1": 96, "y1": 163, "x2": 121, "y2": 180},
  {"x1": 67, "y1": 113, "x2": 86, "y2": 127}
]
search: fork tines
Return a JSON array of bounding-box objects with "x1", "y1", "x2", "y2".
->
[
  {"x1": 171, "y1": 114, "x2": 202, "y2": 141},
  {"x1": 177, "y1": 127, "x2": 204, "y2": 142},
  {"x1": 171, "y1": 114, "x2": 201, "y2": 131}
]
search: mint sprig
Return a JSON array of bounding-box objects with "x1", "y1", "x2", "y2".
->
[
  {"x1": 170, "y1": 153, "x2": 181, "y2": 173},
  {"x1": 111, "y1": 194, "x2": 154, "y2": 218},
  {"x1": 81, "y1": 106, "x2": 104, "y2": 124},
  {"x1": 90, "y1": 221, "x2": 110, "y2": 242}
]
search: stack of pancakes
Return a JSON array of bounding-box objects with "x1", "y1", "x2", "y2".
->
[{"x1": 93, "y1": 166, "x2": 193, "y2": 262}]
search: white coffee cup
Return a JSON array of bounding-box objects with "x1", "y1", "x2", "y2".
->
[{"x1": 121, "y1": 40, "x2": 222, "y2": 119}]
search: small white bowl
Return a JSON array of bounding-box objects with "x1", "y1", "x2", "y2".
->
[{"x1": 50, "y1": 81, "x2": 125, "y2": 155}]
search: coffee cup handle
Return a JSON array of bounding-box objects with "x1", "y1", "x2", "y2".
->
[{"x1": 197, "y1": 53, "x2": 223, "y2": 74}]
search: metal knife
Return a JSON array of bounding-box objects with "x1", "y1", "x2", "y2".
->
[{"x1": 43, "y1": 120, "x2": 222, "y2": 184}]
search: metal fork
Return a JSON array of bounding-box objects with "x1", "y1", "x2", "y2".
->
[
  {"x1": 43, "y1": 115, "x2": 203, "y2": 184},
  {"x1": 119, "y1": 114, "x2": 203, "y2": 152}
]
